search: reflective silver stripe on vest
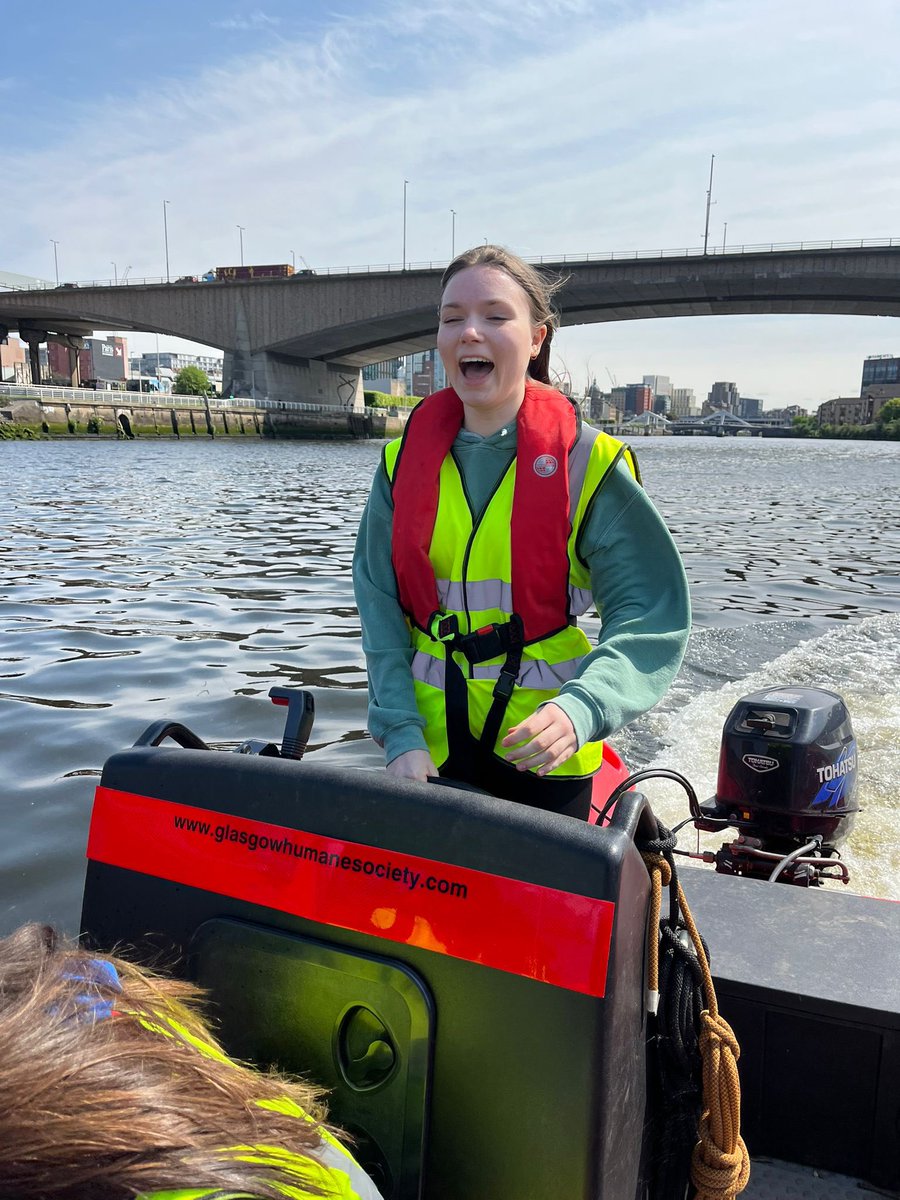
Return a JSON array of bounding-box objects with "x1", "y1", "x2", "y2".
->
[
  {"x1": 437, "y1": 578, "x2": 513, "y2": 614},
  {"x1": 568, "y1": 584, "x2": 594, "y2": 615},
  {"x1": 439, "y1": 579, "x2": 591, "y2": 617},
  {"x1": 567, "y1": 424, "x2": 601, "y2": 521},
  {"x1": 411, "y1": 652, "x2": 583, "y2": 690},
  {"x1": 411, "y1": 651, "x2": 446, "y2": 688},
  {"x1": 475, "y1": 657, "x2": 583, "y2": 688}
]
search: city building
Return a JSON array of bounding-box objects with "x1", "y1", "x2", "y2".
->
[
  {"x1": 1, "y1": 337, "x2": 27, "y2": 384},
  {"x1": 705, "y1": 381, "x2": 740, "y2": 414},
  {"x1": 624, "y1": 383, "x2": 653, "y2": 415},
  {"x1": 643, "y1": 374, "x2": 672, "y2": 409},
  {"x1": 670, "y1": 387, "x2": 698, "y2": 418},
  {"x1": 610, "y1": 386, "x2": 627, "y2": 413},
  {"x1": 583, "y1": 379, "x2": 619, "y2": 423},
  {"x1": 362, "y1": 351, "x2": 448, "y2": 399},
  {"x1": 817, "y1": 395, "x2": 889, "y2": 426},
  {"x1": 362, "y1": 358, "x2": 406, "y2": 396},
  {"x1": 405, "y1": 349, "x2": 446, "y2": 398},
  {"x1": 739, "y1": 396, "x2": 763, "y2": 419},
  {"x1": 132, "y1": 351, "x2": 224, "y2": 386},
  {"x1": 860, "y1": 354, "x2": 900, "y2": 400}
]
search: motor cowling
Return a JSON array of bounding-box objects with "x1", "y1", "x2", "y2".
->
[{"x1": 696, "y1": 686, "x2": 859, "y2": 884}]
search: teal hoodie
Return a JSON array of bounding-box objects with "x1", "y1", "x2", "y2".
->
[{"x1": 353, "y1": 422, "x2": 691, "y2": 766}]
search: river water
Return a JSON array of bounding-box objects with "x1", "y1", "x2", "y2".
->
[{"x1": 1, "y1": 434, "x2": 899, "y2": 932}]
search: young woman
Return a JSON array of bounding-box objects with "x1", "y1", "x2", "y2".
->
[
  {"x1": 353, "y1": 245, "x2": 691, "y2": 821},
  {"x1": 0, "y1": 923, "x2": 383, "y2": 1200}
]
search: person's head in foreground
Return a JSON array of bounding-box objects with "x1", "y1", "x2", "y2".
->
[{"x1": 0, "y1": 922, "x2": 382, "y2": 1199}]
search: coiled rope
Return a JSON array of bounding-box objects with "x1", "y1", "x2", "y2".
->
[{"x1": 641, "y1": 818, "x2": 751, "y2": 1200}]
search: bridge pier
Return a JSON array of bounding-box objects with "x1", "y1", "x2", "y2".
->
[
  {"x1": 222, "y1": 348, "x2": 363, "y2": 411},
  {"x1": 19, "y1": 329, "x2": 46, "y2": 384}
]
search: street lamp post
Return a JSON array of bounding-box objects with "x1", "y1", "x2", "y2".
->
[
  {"x1": 50, "y1": 239, "x2": 59, "y2": 285},
  {"x1": 163, "y1": 200, "x2": 171, "y2": 282},
  {"x1": 237, "y1": 225, "x2": 246, "y2": 267},
  {"x1": 290, "y1": 249, "x2": 295, "y2": 272},
  {"x1": 451, "y1": 209, "x2": 456, "y2": 258},
  {"x1": 111, "y1": 261, "x2": 118, "y2": 285},
  {"x1": 402, "y1": 180, "x2": 408, "y2": 270},
  {"x1": 702, "y1": 154, "x2": 715, "y2": 256},
  {"x1": 722, "y1": 222, "x2": 728, "y2": 252}
]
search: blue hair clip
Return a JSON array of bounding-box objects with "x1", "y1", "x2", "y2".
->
[{"x1": 60, "y1": 957, "x2": 123, "y2": 1023}]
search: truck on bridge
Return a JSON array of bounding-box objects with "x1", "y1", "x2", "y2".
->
[{"x1": 213, "y1": 263, "x2": 298, "y2": 281}]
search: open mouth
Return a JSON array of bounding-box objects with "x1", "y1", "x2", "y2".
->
[{"x1": 460, "y1": 358, "x2": 494, "y2": 380}]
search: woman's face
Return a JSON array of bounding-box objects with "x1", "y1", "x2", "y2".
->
[{"x1": 437, "y1": 265, "x2": 547, "y2": 434}]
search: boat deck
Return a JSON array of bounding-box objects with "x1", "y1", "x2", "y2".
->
[{"x1": 746, "y1": 1158, "x2": 880, "y2": 1198}]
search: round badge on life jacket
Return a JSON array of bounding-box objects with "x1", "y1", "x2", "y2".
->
[{"x1": 533, "y1": 454, "x2": 558, "y2": 477}]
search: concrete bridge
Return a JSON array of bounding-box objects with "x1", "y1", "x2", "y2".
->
[{"x1": 2, "y1": 240, "x2": 899, "y2": 407}]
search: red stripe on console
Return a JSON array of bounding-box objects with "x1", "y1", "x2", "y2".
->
[{"x1": 87, "y1": 786, "x2": 614, "y2": 997}]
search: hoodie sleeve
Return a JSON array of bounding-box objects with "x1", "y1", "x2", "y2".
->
[
  {"x1": 352, "y1": 462, "x2": 429, "y2": 764},
  {"x1": 549, "y1": 459, "x2": 691, "y2": 745}
]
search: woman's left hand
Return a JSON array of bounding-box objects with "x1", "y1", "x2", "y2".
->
[{"x1": 501, "y1": 703, "x2": 578, "y2": 776}]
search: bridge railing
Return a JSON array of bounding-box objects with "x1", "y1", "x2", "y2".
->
[{"x1": 3, "y1": 237, "x2": 900, "y2": 292}]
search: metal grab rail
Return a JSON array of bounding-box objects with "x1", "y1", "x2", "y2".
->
[{"x1": 3, "y1": 237, "x2": 899, "y2": 292}]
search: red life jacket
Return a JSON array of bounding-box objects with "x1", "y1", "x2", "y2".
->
[{"x1": 390, "y1": 380, "x2": 579, "y2": 641}]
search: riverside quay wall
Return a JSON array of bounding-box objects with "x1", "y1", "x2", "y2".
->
[{"x1": 1, "y1": 394, "x2": 405, "y2": 440}]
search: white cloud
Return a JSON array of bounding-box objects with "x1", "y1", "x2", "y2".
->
[
  {"x1": 6, "y1": 0, "x2": 900, "y2": 404},
  {"x1": 213, "y1": 10, "x2": 280, "y2": 31}
]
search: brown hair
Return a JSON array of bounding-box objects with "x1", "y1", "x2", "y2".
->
[
  {"x1": 440, "y1": 245, "x2": 564, "y2": 386},
  {"x1": 0, "y1": 923, "x2": 340, "y2": 1199}
]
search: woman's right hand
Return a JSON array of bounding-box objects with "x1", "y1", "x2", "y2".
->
[{"x1": 386, "y1": 749, "x2": 439, "y2": 783}]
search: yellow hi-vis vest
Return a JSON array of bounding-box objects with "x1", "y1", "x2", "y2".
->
[
  {"x1": 136, "y1": 1012, "x2": 380, "y2": 1200},
  {"x1": 384, "y1": 421, "x2": 638, "y2": 778}
]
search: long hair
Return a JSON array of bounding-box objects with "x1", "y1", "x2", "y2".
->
[
  {"x1": 0, "y1": 923, "x2": 339, "y2": 1199},
  {"x1": 440, "y1": 245, "x2": 565, "y2": 386}
]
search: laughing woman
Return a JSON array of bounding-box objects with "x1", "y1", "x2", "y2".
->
[{"x1": 353, "y1": 244, "x2": 690, "y2": 821}]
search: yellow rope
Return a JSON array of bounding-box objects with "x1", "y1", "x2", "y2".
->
[{"x1": 641, "y1": 852, "x2": 751, "y2": 1200}]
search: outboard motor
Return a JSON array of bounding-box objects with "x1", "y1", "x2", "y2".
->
[{"x1": 694, "y1": 686, "x2": 859, "y2": 886}]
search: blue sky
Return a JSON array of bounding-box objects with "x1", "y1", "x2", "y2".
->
[{"x1": 6, "y1": 0, "x2": 900, "y2": 406}]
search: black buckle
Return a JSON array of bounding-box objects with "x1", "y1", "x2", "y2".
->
[
  {"x1": 456, "y1": 614, "x2": 525, "y2": 665},
  {"x1": 493, "y1": 668, "x2": 517, "y2": 701},
  {"x1": 429, "y1": 611, "x2": 459, "y2": 642},
  {"x1": 457, "y1": 623, "x2": 506, "y2": 663}
]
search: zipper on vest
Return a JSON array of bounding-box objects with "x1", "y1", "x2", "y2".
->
[{"x1": 453, "y1": 451, "x2": 515, "y2": 680}]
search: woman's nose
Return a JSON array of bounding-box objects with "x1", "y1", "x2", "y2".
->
[{"x1": 460, "y1": 319, "x2": 483, "y2": 341}]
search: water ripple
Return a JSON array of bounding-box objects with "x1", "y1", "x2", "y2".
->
[{"x1": 1, "y1": 435, "x2": 898, "y2": 930}]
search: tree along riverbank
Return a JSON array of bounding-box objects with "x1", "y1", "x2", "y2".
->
[{"x1": 792, "y1": 399, "x2": 900, "y2": 440}]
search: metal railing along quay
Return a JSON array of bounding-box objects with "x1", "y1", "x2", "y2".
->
[
  {"x1": 0, "y1": 381, "x2": 378, "y2": 417},
  {"x1": 3, "y1": 237, "x2": 900, "y2": 291},
  {"x1": 1, "y1": 382, "x2": 243, "y2": 407}
]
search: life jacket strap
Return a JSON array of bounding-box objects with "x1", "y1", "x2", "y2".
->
[{"x1": 479, "y1": 614, "x2": 525, "y2": 752}]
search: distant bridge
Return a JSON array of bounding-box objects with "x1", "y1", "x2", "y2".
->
[
  {"x1": 2, "y1": 239, "x2": 900, "y2": 407},
  {"x1": 671, "y1": 412, "x2": 766, "y2": 436}
]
